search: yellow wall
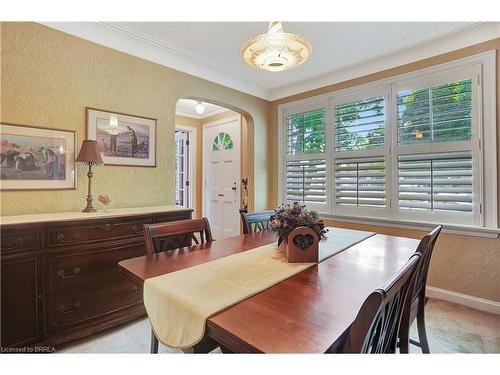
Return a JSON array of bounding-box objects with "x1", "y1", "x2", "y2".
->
[
  {"x1": 268, "y1": 38, "x2": 500, "y2": 303},
  {"x1": 0, "y1": 22, "x2": 269, "y2": 215}
]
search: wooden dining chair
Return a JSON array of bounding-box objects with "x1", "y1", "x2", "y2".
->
[
  {"x1": 143, "y1": 218, "x2": 213, "y2": 353},
  {"x1": 143, "y1": 217, "x2": 213, "y2": 255},
  {"x1": 328, "y1": 253, "x2": 421, "y2": 353},
  {"x1": 241, "y1": 210, "x2": 275, "y2": 234},
  {"x1": 399, "y1": 225, "x2": 443, "y2": 354}
]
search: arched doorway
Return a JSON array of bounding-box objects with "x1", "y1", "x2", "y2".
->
[{"x1": 175, "y1": 98, "x2": 255, "y2": 239}]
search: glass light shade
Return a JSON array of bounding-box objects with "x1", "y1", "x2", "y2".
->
[
  {"x1": 195, "y1": 102, "x2": 205, "y2": 115},
  {"x1": 109, "y1": 115, "x2": 119, "y2": 127},
  {"x1": 241, "y1": 22, "x2": 311, "y2": 72}
]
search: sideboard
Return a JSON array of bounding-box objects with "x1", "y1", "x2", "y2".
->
[{"x1": 0, "y1": 206, "x2": 192, "y2": 348}]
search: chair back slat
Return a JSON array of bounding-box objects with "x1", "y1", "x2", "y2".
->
[
  {"x1": 143, "y1": 218, "x2": 213, "y2": 255},
  {"x1": 241, "y1": 210, "x2": 275, "y2": 234},
  {"x1": 337, "y1": 253, "x2": 421, "y2": 353}
]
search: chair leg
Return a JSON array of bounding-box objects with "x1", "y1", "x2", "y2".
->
[
  {"x1": 416, "y1": 302, "x2": 430, "y2": 353},
  {"x1": 399, "y1": 326, "x2": 410, "y2": 353},
  {"x1": 150, "y1": 328, "x2": 159, "y2": 354}
]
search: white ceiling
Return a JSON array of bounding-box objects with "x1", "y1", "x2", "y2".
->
[
  {"x1": 176, "y1": 99, "x2": 229, "y2": 119},
  {"x1": 43, "y1": 22, "x2": 500, "y2": 100}
]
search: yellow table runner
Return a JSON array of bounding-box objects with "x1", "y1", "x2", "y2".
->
[{"x1": 143, "y1": 227, "x2": 374, "y2": 349}]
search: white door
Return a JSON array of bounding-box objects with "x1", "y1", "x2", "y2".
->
[{"x1": 203, "y1": 116, "x2": 241, "y2": 240}]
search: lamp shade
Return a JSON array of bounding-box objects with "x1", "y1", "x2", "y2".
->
[{"x1": 76, "y1": 140, "x2": 104, "y2": 164}]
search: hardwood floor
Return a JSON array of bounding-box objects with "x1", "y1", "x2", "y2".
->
[{"x1": 57, "y1": 298, "x2": 500, "y2": 354}]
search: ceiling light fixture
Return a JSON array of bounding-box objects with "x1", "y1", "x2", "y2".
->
[
  {"x1": 241, "y1": 21, "x2": 311, "y2": 72},
  {"x1": 195, "y1": 101, "x2": 205, "y2": 115}
]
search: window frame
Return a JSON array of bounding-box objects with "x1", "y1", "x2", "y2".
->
[{"x1": 277, "y1": 51, "x2": 497, "y2": 233}]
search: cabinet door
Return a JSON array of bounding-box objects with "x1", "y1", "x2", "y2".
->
[{"x1": 1, "y1": 254, "x2": 43, "y2": 347}]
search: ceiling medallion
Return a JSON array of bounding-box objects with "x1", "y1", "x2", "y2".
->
[{"x1": 241, "y1": 21, "x2": 312, "y2": 72}]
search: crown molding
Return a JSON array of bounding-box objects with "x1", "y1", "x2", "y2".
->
[
  {"x1": 269, "y1": 22, "x2": 500, "y2": 101},
  {"x1": 40, "y1": 22, "x2": 500, "y2": 103},
  {"x1": 39, "y1": 22, "x2": 270, "y2": 99}
]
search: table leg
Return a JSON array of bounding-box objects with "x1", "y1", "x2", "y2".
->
[{"x1": 151, "y1": 328, "x2": 159, "y2": 354}]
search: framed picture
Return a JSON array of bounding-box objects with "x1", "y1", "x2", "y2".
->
[
  {"x1": 86, "y1": 107, "x2": 156, "y2": 167},
  {"x1": 0, "y1": 122, "x2": 77, "y2": 191}
]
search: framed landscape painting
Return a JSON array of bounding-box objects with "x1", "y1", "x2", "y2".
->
[
  {"x1": 0, "y1": 122, "x2": 77, "y2": 190},
  {"x1": 86, "y1": 108, "x2": 156, "y2": 167}
]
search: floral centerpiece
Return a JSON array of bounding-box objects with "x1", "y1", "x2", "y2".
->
[{"x1": 270, "y1": 202, "x2": 328, "y2": 246}]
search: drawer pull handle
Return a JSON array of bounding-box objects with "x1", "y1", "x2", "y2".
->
[
  {"x1": 3, "y1": 238, "x2": 23, "y2": 250},
  {"x1": 58, "y1": 301, "x2": 81, "y2": 314},
  {"x1": 56, "y1": 232, "x2": 80, "y2": 242},
  {"x1": 57, "y1": 267, "x2": 81, "y2": 279},
  {"x1": 131, "y1": 225, "x2": 144, "y2": 235},
  {"x1": 101, "y1": 223, "x2": 114, "y2": 231}
]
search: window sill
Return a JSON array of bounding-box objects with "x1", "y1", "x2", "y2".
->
[{"x1": 319, "y1": 213, "x2": 500, "y2": 239}]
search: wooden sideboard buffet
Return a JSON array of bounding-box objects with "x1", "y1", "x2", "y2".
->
[{"x1": 0, "y1": 206, "x2": 192, "y2": 348}]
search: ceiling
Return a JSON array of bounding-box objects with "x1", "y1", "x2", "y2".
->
[
  {"x1": 43, "y1": 22, "x2": 500, "y2": 100},
  {"x1": 176, "y1": 99, "x2": 229, "y2": 119}
]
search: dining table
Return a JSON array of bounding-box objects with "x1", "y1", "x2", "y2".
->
[{"x1": 118, "y1": 229, "x2": 420, "y2": 353}]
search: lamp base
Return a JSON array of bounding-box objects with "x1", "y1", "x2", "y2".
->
[{"x1": 82, "y1": 195, "x2": 96, "y2": 213}]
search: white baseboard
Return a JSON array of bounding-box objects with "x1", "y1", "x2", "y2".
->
[{"x1": 426, "y1": 286, "x2": 500, "y2": 315}]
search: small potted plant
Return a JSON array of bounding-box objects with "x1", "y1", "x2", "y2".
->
[{"x1": 270, "y1": 202, "x2": 327, "y2": 263}]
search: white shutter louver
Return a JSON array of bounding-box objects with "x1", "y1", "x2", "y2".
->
[
  {"x1": 398, "y1": 151, "x2": 473, "y2": 213},
  {"x1": 286, "y1": 108, "x2": 326, "y2": 155},
  {"x1": 334, "y1": 157, "x2": 386, "y2": 207},
  {"x1": 286, "y1": 159, "x2": 327, "y2": 204},
  {"x1": 334, "y1": 96, "x2": 385, "y2": 151},
  {"x1": 397, "y1": 79, "x2": 472, "y2": 145}
]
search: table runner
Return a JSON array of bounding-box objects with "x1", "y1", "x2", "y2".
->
[{"x1": 143, "y1": 227, "x2": 374, "y2": 349}]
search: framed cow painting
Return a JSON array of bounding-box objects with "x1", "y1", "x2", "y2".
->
[{"x1": 0, "y1": 122, "x2": 77, "y2": 190}]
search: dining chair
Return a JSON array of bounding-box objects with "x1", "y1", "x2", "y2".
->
[
  {"x1": 328, "y1": 253, "x2": 421, "y2": 353},
  {"x1": 143, "y1": 218, "x2": 214, "y2": 353},
  {"x1": 143, "y1": 217, "x2": 213, "y2": 255},
  {"x1": 399, "y1": 225, "x2": 443, "y2": 354},
  {"x1": 241, "y1": 210, "x2": 275, "y2": 234}
]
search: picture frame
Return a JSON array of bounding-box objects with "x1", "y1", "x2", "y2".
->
[
  {"x1": 0, "y1": 122, "x2": 77, "y2": 191},
  {"x1": 86, "y1": 107, "x2": 156, "y2": 167}
]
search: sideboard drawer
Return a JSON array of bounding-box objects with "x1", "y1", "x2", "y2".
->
[
  {"x1": 47, "y1": 243, "x2": 145, "y2": 331},
  {"x1": 1, "y1": 230, "x2": 40, "y2": 254},
  {"x1": 46, "y1": 218, "x2": 152, "y2": 248}
]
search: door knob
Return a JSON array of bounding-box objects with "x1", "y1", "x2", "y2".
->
[{"x1": 218, "y1": 194, "x2": 224, "y2": 197}]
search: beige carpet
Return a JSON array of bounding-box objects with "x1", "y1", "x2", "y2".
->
[{"x1": 57, "y1": 298, "x2": 500, "y2": 354}]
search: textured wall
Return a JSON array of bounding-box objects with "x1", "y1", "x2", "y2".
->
[
  {"x1": 269, "y1": 38, "x2": 500, "y2": 303},
  {"x1": 323, "y1": 219, "x2": 500, "y2": 302},
  {"x1": 0, "y1": 22, "x2": 269, "y2": 215}
]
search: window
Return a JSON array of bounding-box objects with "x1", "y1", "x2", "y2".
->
[
  {"x1": 283, "y1": 105, "x2": 327, "y2": 209},
  {"x1": 397, "y1": 79, "x2": 472, "y2": 145},
  {"x1": 279, "y1": 54, "x2": 497, "y2": 230},
  {"x1": 332, "y1": 89, "x2": 389, "y2": 215},
  {"x1": 334, "y1": 96, "x2": 385, "y2": 151}
]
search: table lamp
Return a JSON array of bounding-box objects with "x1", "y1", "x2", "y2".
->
[{"x1": 76, "y1": 140, "x2": 104, "y2": 213}]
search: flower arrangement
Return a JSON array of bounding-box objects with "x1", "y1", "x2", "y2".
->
[{"x1": 270, "y1": 202, "x2": 328, "y2": 246}]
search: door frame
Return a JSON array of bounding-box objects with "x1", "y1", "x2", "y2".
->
[
  {"x1": 202, "y1": 115, "x2": 241, "y2": 220},
  {"x1": 175, "y1": 124, "x2": 196, "y2": 214}
]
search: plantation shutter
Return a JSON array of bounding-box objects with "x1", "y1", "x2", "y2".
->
[
  {"x1": 334, "y1": 96, "x2": 385, "y2": 151},
  {"x1": 286, "y1": 159, "x2": 327, "y2": 204},
  {"x1": 397, "y1": 79, "x2": 472, "y2": 145},
  {"x1": 334, "y1": 157, "x2": 386, "y2": 207},
  {"x1": 397, "y1": 151, "x2": 473, "y2": 213},
  {"x1": 286, "y1": 108, "x2": 326, "y2": 155}
]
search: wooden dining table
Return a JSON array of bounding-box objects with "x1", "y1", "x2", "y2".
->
[{"x1": 118, "y1": 230, "x2": 420, "y2": 353}]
